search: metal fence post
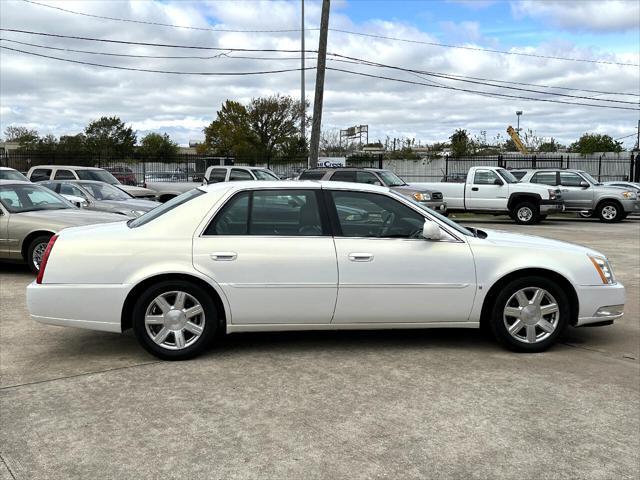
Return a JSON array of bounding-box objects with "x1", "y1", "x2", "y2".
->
[
  {"x1": 378, "y1": 154, "x2": 383, "y2": 169},
  {"x1": 445, "y1": 155, "x2": 449, "y2": 180},
  {"x1": 598, "y1": 155, "x2": 602, "y2": 181},
  {"x1": 629, "y1": 153, "x2": 635, "y2": 182}
]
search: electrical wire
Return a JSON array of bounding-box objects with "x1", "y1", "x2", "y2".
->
[{"x1": 614, "y1": 133, "x2": 638, "y2": 140}]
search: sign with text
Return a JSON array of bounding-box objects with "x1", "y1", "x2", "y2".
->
[{"x1": 317, "y1": 157, "x2": 346, "y2": 168}]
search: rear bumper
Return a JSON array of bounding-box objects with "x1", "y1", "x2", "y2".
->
[
  {"x1": 540, "y1": 199, "x2": 565, "y2": 214},
  {"x1": 575, "y1": 282, "x2": 625, "y2": 326},
  {"x1": 26, "y1": 282, "x2": 128, "y2": 333}
]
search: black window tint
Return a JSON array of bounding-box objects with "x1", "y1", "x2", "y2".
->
[
  {"x1": 229, "y1": 169, "x2": 253, "y2": 181},
  {"x1": 30, "y1": 169, "x2": 52, "y2": 182},
  {"x1": 207, "y1": 189, "x2": 322, "y2": 236},
  {"x1": 330, "y1": 171, "x2": 356, "y2": 182},
  {"x1": 510, "y1": 171, "x2": 527, "y2": 181},
  {"x1": 356, "y1": 171, "x2": 382, "y2": 185},
  {"x1": 54, "y1": 169, "x2": 76, "y2": 180},
  {"x1": 298, "y1": 170, "x2": 326, "y2": 180},
  {"x1": 531, "y1": 172, "x2": 557, "y2": 185},
  {"x1": 473, "y1": 170, "x2": 499, "y2": 185},
  {"x1": 331, "y1": 191, "x2": 424, "y2": 238},
  {"x1": 209, "y1": 169, "x2": 227, "y2": 183},
  {"x1": 560, "y1": 172, "x2": 584, "y2": 187}
]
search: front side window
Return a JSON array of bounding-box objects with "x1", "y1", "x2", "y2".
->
[
  {"x1": 496, "y1": 169, "x2": 519, "y2": 184},
  {"x1": 510, "y1": 171, "x2": 527, "y2": 181},
  {"x1": 473, "y1": 170, "x2": 500, "y2": 185},
  {"x1": 330, "y1": 191, "x2": 424, "y2": 238},
  {"x1": 30, "y1": 168, "x2": 52, "y2": 182},
  {"x1": 377, "y1": 170, "x2": 407, "y2": 187},
  {"x1": 0, "y1": 184, "x2": 71, "y2": 213},
  {"x1": 356, "y1": 171, "x2": 383, "y2": 185},
  {"x1": 206, "y1": 189, "x2": 323, "y2": 236},
  {"x1": 531, "y1": 172, "x2": 558, "y2": 186},
  {"x1": 54, "y1": 169, "x2": 76, "y2": 180},
  {"x1": 560, "y1": 172, "x2": 585, "y2": 187},
  {"x1": 208, "y1": 169, "x2": 227, "y2": 183},
  {"x1": 59, "y1": 183, "x2": 88, "y2": 198},
  {"x1": 330, "y1": 171, "x2": 356, "y2": 182},
  {"x1": 229, "y1": 169, "x2": 253, "y2": 181}
]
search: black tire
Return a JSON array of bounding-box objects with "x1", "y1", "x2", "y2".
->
[
  {"x1": 26, "y1": 234, "x2": 53, "y2": 274},
  {"x1": 490, "y1": 276, "x2": 569, "y2": 353},
  {"x1": 597, "y1": 201, "x2": 624, "y2": 223},
  {"x1": 511, "y1": 201, "x2": 540, "y2": 225},
  {"x1": 133, "y1": 280, "x2": 218, "y2": 360}
]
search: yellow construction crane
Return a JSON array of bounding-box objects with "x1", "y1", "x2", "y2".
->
[{"x1": 506, "y1": 126, "x2": 529, "y2": 154}]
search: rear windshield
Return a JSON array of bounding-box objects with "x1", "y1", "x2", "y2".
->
[
  {"x1": 128, "y1": 188, "x2": 204, "y2": 228},
  {"x1": 298, "y1": 170, "x2": 326, "y2": 180}
]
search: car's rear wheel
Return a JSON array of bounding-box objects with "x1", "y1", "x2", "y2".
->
[
  {"x1": 597, "y1": 201, "x2": 624, "y2": 223},
  {"x1": 490, "y1": 276, "x2": 569, "y2": 352},
  {"x1": 26, "y1": 234, "x2": 53, "y2": 273},
  {"x1": 511, "y1": 202, "x2": 540, "y2": 225},
  {"x1": 133, "y1": 280, "x2": 217, "y2": 360}
]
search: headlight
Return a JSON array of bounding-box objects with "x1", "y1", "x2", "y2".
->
[
  {"x1": 548, "y1": 189, "x2": 557, "y2": 200},
  {"x1": 621, "y1": 191, "x2": 637, "y2": 199},
  {"x1": 588, "y1": 255, "x2": 616, "y2": 284},
  {"x1": 413, "y1": 192, "x2": 431, "y2": 201}
]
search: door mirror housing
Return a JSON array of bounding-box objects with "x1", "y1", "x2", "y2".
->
[
  {"x1": 580, "y1": 181, "x2": 589, "y2": 188},
  {"x1": 493, "y1": 178, "x2": 504, "y2": 186},
  {"x1": 422, "y1": 220, "x2": 442, "y2": 240}
]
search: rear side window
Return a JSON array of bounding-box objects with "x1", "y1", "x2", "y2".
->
[
  {"x1": 298, "y1": 170, "x2": 326, "y2": 180},
  {"x1": 30, "y1": 168, "x2": 52, "y2": 182},
  {"x1": 531, "y1": 172, "x2": 557, "y2": 186},
  {"x1": 206, "y1": 189, "x2": 324, "y2": 236},
  {"x1": 128, "y1": 189, "x2": 205, "y2": 228},
  {"x1": 330, "y1": 171, "x2": 356, "y2": 182},
  {"x1": 229, "y1": 169, "x2": 253, "y2": 181},
  {"x1": 208, "y1": 169, "x2": 227, "y2": 183},
  {"x1": 54, "y1": 169, "x2": 76, "y2": 180}
]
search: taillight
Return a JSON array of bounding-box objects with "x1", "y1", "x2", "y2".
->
[{"x1": 36, "y1": 234, "x2": 58, "y2": 284}]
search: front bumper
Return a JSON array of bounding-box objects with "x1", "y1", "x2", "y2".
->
[
  {"x1": 27, "y1": 281, "x2": 128, "y2": 333},
  {"x1": 540, "y1": 199, "x2": 565, "y2": 214},
  {"x1": 620, "y1": 199, "x2": 640, "y2": 214},
  {"x1": 422, "y1": 200, "x2": 447, "y2": 213},
  {"x1": 575, "y1": 282, "x2": 625, "y2": 326}
]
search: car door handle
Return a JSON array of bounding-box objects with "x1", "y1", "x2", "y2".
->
[
  {"x1": 471, "y1": 187, "x2": 479, "y2": 191},
  {"x1": 210, "y1": 252, "x2": 237, "y2": 261},
  {"x1": 348, "y1": 253, "x2": 374, "y2": 262}
]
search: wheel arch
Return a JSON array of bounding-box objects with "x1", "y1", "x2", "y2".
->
[
  {"x1": 479, "y1": 268, "x2": 579, "y2": 329},
  {"x1": 21, "y1": 230, "x2": 56, "y2": 261},
  {"x1": 595, "y1": 197, "x2": 623, "y2": 211},
  {"x1": 121, "y1": 273, "x2": 228, "y2": 332},
  {"x1": 507, "y1": 193, "x2": 541, "y2": 210}
]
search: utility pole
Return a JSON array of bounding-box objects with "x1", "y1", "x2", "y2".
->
[
  {"x1": 308, "y1": 0, "x2": 330, "y2": 168},
  {"x1": 300, "y1": 0, "x2": 305, "y2": 143}
]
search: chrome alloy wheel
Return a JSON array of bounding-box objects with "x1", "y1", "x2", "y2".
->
[
  {"x1": 601, "y1": 205, "x2": 618, "y2": 220},
  {"x1": 517, "y1": 206, "x2": 533, "y2": 223},
  {"x1": 144, "y1": 291, "x2": 205, "y2": 350},
  {"x1": 32, "y1": 242, "x2": 48, "y2": 270},
  {"x1": 503, "y1": 287, "x2": 559, "y2": 344}
]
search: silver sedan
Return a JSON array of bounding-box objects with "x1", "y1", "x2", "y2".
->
[{"x1": 39, "y1": 180, "x2": 160, "y2": 217}]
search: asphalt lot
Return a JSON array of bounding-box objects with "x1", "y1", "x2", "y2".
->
[{"x1": 1, "y1": 215, "x2": 638, "y2": 480}]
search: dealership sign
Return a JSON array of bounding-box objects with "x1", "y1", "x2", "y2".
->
[{"x1": 317, "y1": 157, "x2": 346, "y2": 168}]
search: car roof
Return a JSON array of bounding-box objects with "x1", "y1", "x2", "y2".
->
[
  {"x1": 29, "y1": 165, "x2": 103, "y2": 170},
  {"x1": 42, "y1": 179, "x2": 106, "y2": 185},
  {"x1": 0, "y1": 167, "x2": 19, "y2": 171},
  {"x1": 207, "y1": 166, "x2": 271, "y2": 170},
  {"x1": 199, "y1": 179, "x2": 391, "y2": 195},
  {"x1": 304, "y1": 167, "x2": 385, "y2": 172}
]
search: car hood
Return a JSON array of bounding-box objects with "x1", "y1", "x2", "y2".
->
[
  {"x1": 117, "y1": 185, "x2": 157, "y2": 197},
  {"x1": 13, "y1": 209, "x2": 125, "y2": 227},
  {"x1": 475, "y1": 228, "x2": 602, "y2": 256}
]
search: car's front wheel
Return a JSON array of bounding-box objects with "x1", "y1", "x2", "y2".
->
[
  {"x1": 511, "y1": 202, "x2": 540, "y2": 225},
  {"x1": 133, "y1": 280, "x2": 218, "y2": 360},
  {"x1": 597, "y1": 201, "x2": 624, "y2": 223},
  {"x1": 26, "y1": 234, "x2": 53, "y2": 273},
  {"x1": 490, "y1": 276, "x2": 569, "y2": 352}
]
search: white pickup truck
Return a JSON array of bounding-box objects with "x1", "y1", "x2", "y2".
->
[{"x1": 413, "y1": 166, "x2": 564, "y2": 225}]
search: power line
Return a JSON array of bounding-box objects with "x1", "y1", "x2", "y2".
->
[
  {"x1": 0, "y1": 45, "x2": 316, "y2": 76},
  {"x1": 20, "y1": 0, "x2": 309, "y2": 34},
  {"x1": 326, "y1": 67, "x2": 640, "y2": 111},
  {"x1": 614, "y1": 133, "x2": 638, "y2": 140},
  {"x1": 328, "y1": 29, "x2": 639, "y2": 68},
  {"x1": 19, "y1": 0, "x2": 637, "y2": 67}
]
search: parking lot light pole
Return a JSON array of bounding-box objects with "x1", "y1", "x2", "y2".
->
[
  {"x1": 309, "y1": 0, "x2": 330, "y2": 169},
  {"x1": 516, "y1": 111, "x2": 523, "y2": 133}
]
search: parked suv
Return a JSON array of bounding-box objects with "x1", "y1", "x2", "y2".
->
[
  {"x1": 298, "y1": 168, "x2": 447, "y2": 213},
  {"x1": 514, "y1": 168, "x2": 639, "y2": 222},
  {"x1": 203, "y1": 166, "x2": 280, "y2": 183}
]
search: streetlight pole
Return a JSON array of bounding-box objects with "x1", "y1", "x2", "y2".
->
[
  {"x1": 516, "y1": 110, "x2": 523, "y2": 133},
  {"x1": 309, "y1": 0, "x2": 330, "y2": 168},
  {"x1": 300, "y1": 0, "x2": 305, "y2": 143}
]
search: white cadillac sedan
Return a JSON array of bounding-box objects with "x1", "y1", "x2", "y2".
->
[{"x1": 27, "y1": 181, "x2": 625, "y2": 360}]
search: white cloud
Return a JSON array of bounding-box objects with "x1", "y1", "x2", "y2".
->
[{"x1": 0, "y1": 0, "x2": 638, "y2": 149}]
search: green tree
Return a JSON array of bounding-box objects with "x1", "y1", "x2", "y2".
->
[
  {"x1": 201, "y1": 100, "x2": 255, "y2": 157},
  {"x1": 449, "y1": 129, "x2": 473, "y2": 157},
  {"x1": 4, "y1": 126, "x2": 39, "y2": 147},
  {"x1": 84, "y1": 116, "x2": 136, "y2": 157},
  {"x1": 139, "y1": 132, "x2": 178, "y2": 160},
  {"x1": 538, "y1": 138, "x2": 560, "y2": 153},
  {"x1": 570, "y1": 133, "x2": 622, "y2": 154}
]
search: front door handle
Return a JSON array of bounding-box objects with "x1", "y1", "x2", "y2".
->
[
  {"x1": 348, "y1": 253, "x2": 373, "y2": 262},
  {"x1": 210, "y1": 252, "x2": 237, "y2": 261},
  {"x1": 471, "y1": 187, "x2": 479, "y2": 191}
]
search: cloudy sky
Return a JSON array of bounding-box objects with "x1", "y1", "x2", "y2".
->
[{"x1": 0, "y1": 0, "x2": 638, "y2": 148}]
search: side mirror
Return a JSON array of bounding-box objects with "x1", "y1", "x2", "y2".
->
[
  {"x1": 422, "y1": 220, "x2": 442, "y2": 240},
  {"x1": 202, "y1": 177, "x2": 209, "y2": 185},
  {"x1": 580, "y1": 181, "x2": 589, "y2": 188},
  {"x1": 493, "y1": 178, "x2": 504, "y2": 186}
]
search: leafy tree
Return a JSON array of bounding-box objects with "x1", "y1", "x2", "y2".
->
[
  {"x1": 570, "y1": 133, "x2": 622, "y2": 154},
  {"x1": 139, "y1": 132, "x2": 178, "y2": 160},
  {"x1": 449, "y1": 129, "x2": 473, "y2": 157},
  {"x1": 201, "y1": 100, "x2": 255, "y2": 157},
  {"x1": 538, "y1": 138, "x2": 560, "y2": 152},
  {"x1": 4, "y1": 126, "x2": 39, "y2": 146},
  {"x1": 84, "y1": 116, "x2": 136, "y2": 157}
]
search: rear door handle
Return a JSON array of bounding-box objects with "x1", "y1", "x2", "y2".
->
[
  {"x1": 471, "y1": 187, "x2": 479, "y2": 191},
  {"x1": 210, "y1": 252, "x2": 237, "y2": 261},
  {"x1": 348, "y1": 253, "x2": 373, "y2": 262}
]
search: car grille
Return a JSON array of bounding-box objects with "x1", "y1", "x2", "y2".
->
[{"x1": 431, "y1": 192, "x2": 443, "y2": 200}]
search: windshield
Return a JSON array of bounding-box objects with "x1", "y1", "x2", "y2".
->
[
  {"x1": 0, "y1": 169, "x2": 29, "y2": 182},
  {"x1": 496, "y1": 168, "x2": 519, "y2": 184},
  {"x1": 129, "y1": 188, "x2": 204, "y2": 228},
  {"x1": 252, "y1": 169, "x2": 279, "y2": 180},
  {"x1": 397, "y1": 192, "x2": 474, "y2": 237},
  {"x1": 579, "y1": 171, "x2": 601, "y2": 185},
  {"x1": 378, "y1": 170, "x2": 407, "y2": 187},
  {"x1": 76, "y1": 169, "x2": 120, "y2": 185},
  {"x1": 83, "y1": 182, "x2": 132, "y2": 201},
  {"x1": 0, "y1": 184, "x2": 72, "y2": 213}
]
